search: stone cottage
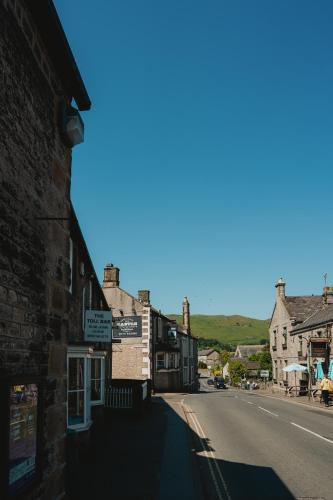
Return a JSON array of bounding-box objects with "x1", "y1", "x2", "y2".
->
[
  {"x1": 198, "y1": 349, "x2": 220, "y2": 369},
  {"x1": 0, "y1": 1, "x2": 90, "y2": 498}
]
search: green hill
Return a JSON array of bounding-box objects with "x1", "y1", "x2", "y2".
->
[{"x1": 168, "y1": 314, "x2": 269, "y2": 346}]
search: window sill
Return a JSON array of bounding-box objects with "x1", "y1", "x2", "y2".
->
[{"x1": 67, "y1": 420, "x2": 93, "y2": 433}]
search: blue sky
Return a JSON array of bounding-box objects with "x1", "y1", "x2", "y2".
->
[{"x1": 55, "y1": 0, "x2": 333, "y2": 319}]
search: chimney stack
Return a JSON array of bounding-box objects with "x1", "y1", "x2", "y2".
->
[
  {"x1": 103, "y1": 263, "x2": 119, "y2": 288},
  {"x1": 275, "y1": 278, "x2": 285, "y2": 299},
  {"x1": 183, "y1": 296, "x2": 190, "y2": 333},
  {"x1": 138, "y1": 290, "x2": 150, "y2": 305},
  {"x1": 323, "y1": 286, "x2": 333, "y2": 304}
]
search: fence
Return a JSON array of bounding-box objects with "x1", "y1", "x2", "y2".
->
[
  {"x1": 105, "y1": 386, "x2": 133, "y2": 409},
  {"x1": 104, "y1": 379, "x2": 151, "y2": 412}
]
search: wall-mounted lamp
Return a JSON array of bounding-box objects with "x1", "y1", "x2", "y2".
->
[{"x1": 60, "y1": 102, "x2": 84, "y2": 147}]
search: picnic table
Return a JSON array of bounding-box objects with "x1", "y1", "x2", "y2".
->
[{"x1": 284, "y1": 386, "x2": 308, "y2": 397}]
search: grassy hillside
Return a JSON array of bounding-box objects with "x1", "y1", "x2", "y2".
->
[{"x1": 168, "y1": 314, "x2": 269, "y2": 346}]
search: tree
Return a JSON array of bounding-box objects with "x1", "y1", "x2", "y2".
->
[
  {"x1": 249, "y1": 351, "x2": 272, "y2": 373},
  {"x1": 229, "y1": 360, "x2": 247, "y2": 385},
  {"x1": 219, "y1": 350, "x2": 231, "y2": 367}
]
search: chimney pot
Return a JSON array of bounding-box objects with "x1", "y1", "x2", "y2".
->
[
  {"x1": 138, "y1": 290, "x2": 150, "y2": 305},
  {"x1": 275, "y1": 278, "x2": 286, "y2": 299},
  {"x1": 182, "y1": 296, "x2": 190, "y2": 333},
  {"x1": 103, "y1": 264, "x2": 119, "y2": 288},
  {"x1": 323, "y1": 286, "x2": 333, "y2": 304}
]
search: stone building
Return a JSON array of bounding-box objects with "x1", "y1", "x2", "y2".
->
[
  {"x1": 234, "y1": 344, "x2": 264, "y2": 359},
  {"x1": 290, "y1": 288, "x2": 333, "y2": 385},
  {"x1": 102, "y1": 265, "x2": 198, "y2": 392},
  {"x1": 67, "y1": 207, "x2": 112, "y2": 432},
  {"x1": 154, "y1": 297, "x2": 198, "y2": 392},
  {"x1": 269, "y1": 278, "x2": 323, "y2": 388},
  {"x1": 198, "y1": 349, "x2": 220, "y2": 368},
  {"x1": 0, "y1": 1, "x2": 90, "y2": 498}
]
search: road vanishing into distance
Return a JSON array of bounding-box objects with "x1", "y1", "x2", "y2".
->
[{"x1": 183, "y1": 379, "x2": 333, "y2": 500}]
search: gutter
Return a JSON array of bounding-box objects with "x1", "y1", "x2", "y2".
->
[{"x1": 24, "y1": 0, "x2": 91, "y2": 110}]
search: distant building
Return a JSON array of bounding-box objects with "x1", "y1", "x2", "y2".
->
[
  {"x1": 222, "y1": 344, "x2": 264, "y2": 379},
  {"x1": 269, "y1": 278, "x2": 324, "y2": 388},
  {"x1": 102, "y1": 265, "x2": 198, "y2": 392},
  {"x1": 234, "y1": 344, "x2": 265, "y2": 359},
  {"x1": 198, "y1": 349, "x2": 220, "y2": 368}
]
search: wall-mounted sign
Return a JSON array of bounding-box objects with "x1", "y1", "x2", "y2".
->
[
  {"x1": 113, "y1": 316, "x2": 142, "y2": 338},
  {"x1": 85, "y1": 310, "x2": 112, "y2": 342},
  {"x1": 9, "y1": 384, "x2": 38, "y2": 495},
  {"x1": 260, "y1": 370, "x2": 269, "y2": 378}
]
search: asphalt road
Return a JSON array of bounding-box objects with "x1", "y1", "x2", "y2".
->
[{"x1": 184, "y1": 379, "x2": 333, "y2": 500}]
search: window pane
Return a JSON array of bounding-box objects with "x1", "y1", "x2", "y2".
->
[
  {"x1": 91, "y1": 380, "x2": 101, "y2": 402},
  {"x1": 68, "y1": 391, "x2": 84, "y2": 426},
  {"x1": 91, "y1": 358, "x2": 101, "y2": 380},
  {"x1": 69, "y1": 358, "x2": 84, "y2": 391}
]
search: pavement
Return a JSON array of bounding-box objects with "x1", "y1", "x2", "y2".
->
[{"x1": 67, "y1": 394, "x2": 203, "y2": 500}]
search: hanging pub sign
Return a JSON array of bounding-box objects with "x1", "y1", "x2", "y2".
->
[
  {"x1": 113, "y1": 316, "x2": 142, "y2": 338},
  {"x1": 8, "y1": 383, "x2": 39, "y2": 496},
  {"x1": 84, "y1": 310, "x2": 112, "y2": 342}
]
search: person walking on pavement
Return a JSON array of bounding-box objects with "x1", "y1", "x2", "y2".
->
[{"x1": 320, "y1": 372, "x2": 332, "y2": 407}]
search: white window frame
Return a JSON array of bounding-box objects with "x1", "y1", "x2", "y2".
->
[
  {"x1": 69, "y1": 238, "x2": 73, "y2": 293},
  {"x1": 156, "y1": 352, "x2": 165, "y2": 370},
  {"x1": 67, "y1": 346, "x2": 93, "y2": 432},
  {"x1": 91, "y1": 351, "x2": 106, "y2": 406}
]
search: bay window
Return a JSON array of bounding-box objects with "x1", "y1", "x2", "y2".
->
[
  {"x1": 91, "y1": 352, "x2": 106, "y2": 405},
  {"x1": 67, "y1": 346, "x2": 93, "y2": 431}
]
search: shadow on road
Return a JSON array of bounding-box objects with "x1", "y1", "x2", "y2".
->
[{"x1": 66, "y1": 395, "x2": 296, "y2": 500}]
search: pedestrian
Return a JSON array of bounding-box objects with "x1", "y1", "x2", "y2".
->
[{"x1": 320, "y1": 372, "x2": 333, "y2": 407}]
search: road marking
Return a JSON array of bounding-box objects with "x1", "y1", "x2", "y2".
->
[
  {"x1": 189, "y1": 408, "x2": 232, "y2": 500},
  {"x1": 247, "y1": 401, "x2": 254, "y2": 405},
  {"x1": 258, "y1": 406, "x2": 279, "y2": 417},
  {"x1": 186, "y1": 409, "x2": 224, "y2": 500},
  {"x1": 182, "y1": 403, "x2": 232, "y2": 500},
  {"x1": 290, "y1": 422, "x2": 333, "y2": 445}
]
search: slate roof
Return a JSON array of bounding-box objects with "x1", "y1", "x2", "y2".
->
[
  {"x1": 284, "y1": 296, "x2": 322, "y2": 323},
  {"x1": 291, "y1": 303, "x2": 333, "y2": 334},
  {"x1": 235, "y1": 345, "x2": 264, "y2": 358},
  {"x1": 198, "y1": 349, "x2": 218, "y2": 357}
]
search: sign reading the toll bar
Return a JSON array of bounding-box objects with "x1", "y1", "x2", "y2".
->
[
  {"x1": 260, "y1": 370, "x2": 270, "y2": 378},
  {"x1": 113, "y1": 316, "x2": 142, "y2": 338},
  {"x1": 84, "y1": 310, "x2": 112, "y2": 342}
]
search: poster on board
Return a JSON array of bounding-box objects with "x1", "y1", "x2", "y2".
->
[{"x1": 9, "y1": 384, "x2": 38, "y2": 495}]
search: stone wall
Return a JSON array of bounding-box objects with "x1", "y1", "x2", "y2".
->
[
  {"x1": 0, "y1": 2, "x2": 72, "y2": 498},
  {"x1": 102, "y1": 287, "x2": 152, "y2": 379}
]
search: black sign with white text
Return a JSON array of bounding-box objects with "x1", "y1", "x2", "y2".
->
[{"x1": 113, "y1": 316, "x2": 142, "y2": 338}]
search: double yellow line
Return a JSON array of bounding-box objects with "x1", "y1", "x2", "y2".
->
[{"x1": 182, "y1": 402, "x2": 232, "y2": 500}]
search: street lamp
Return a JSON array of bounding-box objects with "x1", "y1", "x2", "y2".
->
[{"x1": 299, "y1": 336, "x2": 311, "y2": 400}]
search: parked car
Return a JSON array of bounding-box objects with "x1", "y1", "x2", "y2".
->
[
  {"x1": 207, "y1": 378, "x2": 214, "y2": 386},
  {"x1": 214, "y1": 377, "x2": 227, "y2": 389}
]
